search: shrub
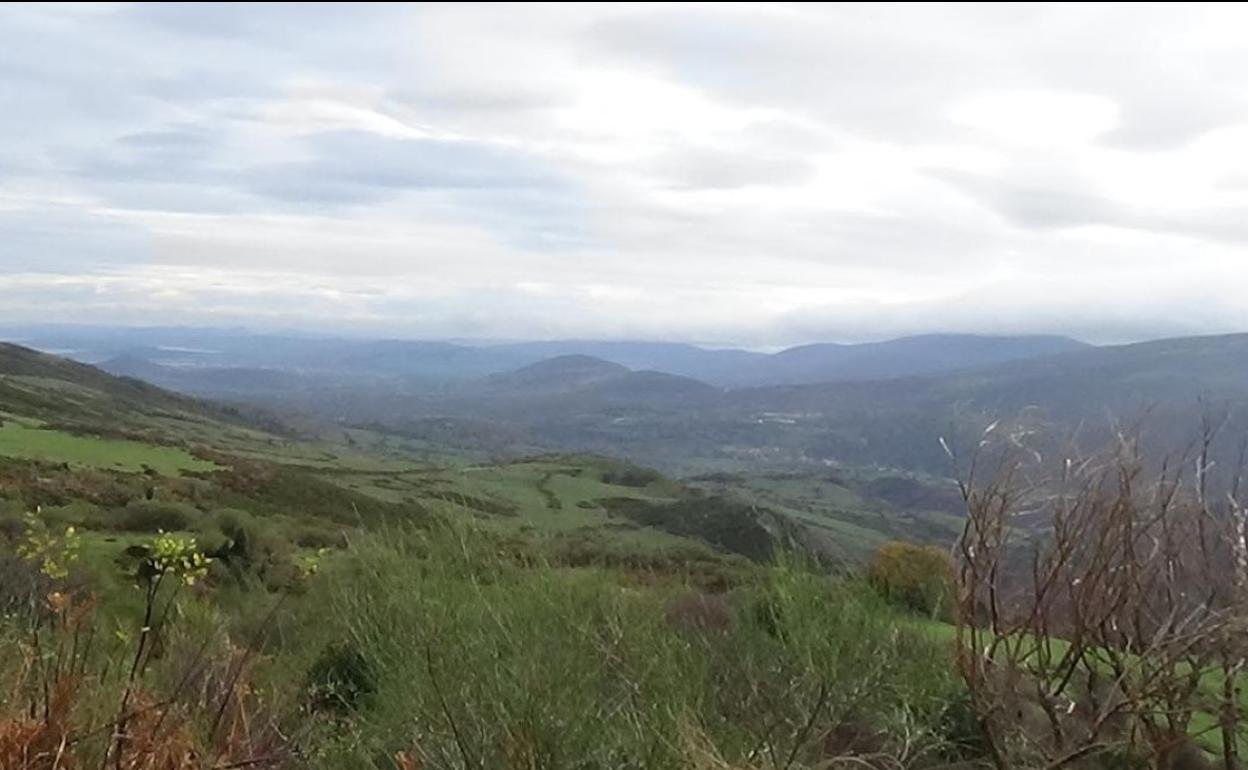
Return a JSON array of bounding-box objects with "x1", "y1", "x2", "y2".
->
[
  {"x1": 208, "y1": 509, "x2": 272, "y2": 566},
  {"x1": 0, "y1": 548, "x2": 51, "y2": 618},
  {"x1": 294, "y1": 525, "x2": 345, "y2": 550},
  {"x1": 305, "y1": 641, "x2": 378, "y2": 716},
  {"x1": 117, "y1": 501, "x2": 198, "y2": 533},
  {"x1": 601, "y1": 466, "x2": 661, "y2": 487},
  {"x1": 0, "y1": 509, "x2": 23, "y2": 543},
  {"x1": 867, "y1": 540, "x2": 953, "y2": 618}
]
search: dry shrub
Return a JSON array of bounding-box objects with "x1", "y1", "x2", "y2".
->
[
  {"x1": 0, "y1": 592, "x2": 290, "y2": 770},
  {"x1": 0, "y1": 675, "x2": 78, "y2": 770},
  {"x1": 952, "y1": 421, "x2": 1248, "y2": 770}
]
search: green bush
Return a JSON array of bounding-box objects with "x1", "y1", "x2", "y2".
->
[
  {"x1": 601, "y1": 466, "x2": 661, "y2": 487},
  {"x1": 867, "y1": 540, "x2": 954, "y2": 618},
  {"x1": 116, "y1": 500, "x2": 198, "y2": 532},
  {"x1": 306, "y1": 640, "x2": 378, "y2": 715}
]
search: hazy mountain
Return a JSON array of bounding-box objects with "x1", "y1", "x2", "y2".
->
[
  {"x1": 6, "y1": 325, "x2": 1092, "y2": 390},
  {"x1": 101, "y1": 355, "x2": 313, "y2": 397},
  {"x1": 9, "y1": 331, "x2": 1248, "y2": 478},
  {"x1": 337, "y1": 333, "x2": 1248, "y2": 474},
  {"x1": 581, "y1": 369, "x2": 720, "y2": 404},
  {"x1": 0, "y1": 342, "x2": 283, "y2": 435},
  {"x1": 486, "y1": 340, "x2": 764, "y2": 382},
  {"x1": 712, "y1": 332, "x2": 1248, "y2": 472},
  {"x1": 761, "y1": 334, "x2": 1090, "y2": 386},
  {"x1": 483, "y1": 354, "x2": 630, "y2": 393},
  {"x1": 733, "y1": 333, "x2": 1248, "y2": 417},
  {"x1": 463, "y1": 355, "x2": 719, "y2": 411}
]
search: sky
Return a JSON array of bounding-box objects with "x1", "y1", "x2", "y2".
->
[{"x1": 2, "y1": 3, "x2": 1248, "y2": 347}]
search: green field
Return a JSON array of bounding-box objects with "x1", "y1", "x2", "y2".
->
[{"x1": 0, "y1": 419, "x2": 218, "y2": 474}]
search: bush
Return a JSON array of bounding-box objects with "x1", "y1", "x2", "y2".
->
[
  {"x1": 601, "y1": 466, "x2": 661, "y2": 487},
  {"x1": 305, "y1": 641, "x2": 378, "y2": 715},
  {"x1": 293, "y1": 525, "x2": 345, "y2": 550},
  {"x1": 117, "y1": 501, "x2": 198, "y2": 532},
  {"x1": 0, "y1": 509, "x2": 23, "y2": 543},
  {"x1": 867, "y1": 540, "x2": 954, "y2": 618},
  {"x1": 203, "y1": 508, "x2": 300, "y2": 590},
  {"x1": 0, "y1": 549, "x2": 51, "y2": 618}
]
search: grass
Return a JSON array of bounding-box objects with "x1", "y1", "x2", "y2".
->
[
  {"x1": 0, "y1": 517, "x2": 967, "y2": 770},
  {"x1": 0, "y1": 419, "x2": 218, "y2": 475},
  {"x1": 688, "y1": 471, "x2": 967, "y2": 561},
  {"x1": 319, "y1": 457, "x2": 688, "y2": 538},
  {"x1": 276, "y1": 525, "x2": 965, "y2": 769}
]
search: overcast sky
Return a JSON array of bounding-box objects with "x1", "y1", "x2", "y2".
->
[{"x1": 3, "y1": 3, "x2": 1248, "y2": 346}]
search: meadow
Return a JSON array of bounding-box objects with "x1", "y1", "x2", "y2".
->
[{"x1": 0, "y1": 417, "x2": 217, "y2": 475}]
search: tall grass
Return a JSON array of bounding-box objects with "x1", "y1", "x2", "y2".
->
[
  {"x1": 1, "y1": 519, "x2": 967, "y2": 769},
  {"x1": 292, "y1": 524, "x2": 962, "y2": 769}
]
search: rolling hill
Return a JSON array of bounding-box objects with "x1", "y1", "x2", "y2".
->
[
  {"x1": 0, "y1": 342, "x2": 288, "y2": 440},
  {"x1": 2, "y1": 343, "x2": 938, "y2": 570}
]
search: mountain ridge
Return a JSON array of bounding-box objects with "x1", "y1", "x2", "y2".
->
[{"x1": 8, "y1": 326, "x2": 1097, "y2": 391}]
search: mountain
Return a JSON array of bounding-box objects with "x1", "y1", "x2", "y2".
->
[
  {"x1": 7, "y1": 326, "x2": 1092, "y2": 391},
  {"x1": 758, "y1": 334, "x2": 1090, "y2": 386},
  {"x1": 100, "y1": 355, "x2": 315, "y2": 397},
  {"x1": 0, "y1": 342, "x2": 295, "y2": 451},
  {"x1": 484, "y1": 355, "x2": 630, "y2": 393},
  {"x1": 714, "y1": 332, "x2": 1248, "y2": 472},
  {"x1": 733, "y1": 333, "x2": 1248, "y2": 416},
  {"x1": 485, "y1": 340, "x2": 765, "y2": 382},
  {"x1": 35, "y1": 327, "x2": 1248, "y2": 478},
  {"x1": 327, "y1": 333, "x2": 1248, "y2": 475},
  {"x1": 581, "y1": 369, "x2": 720, "y2": 404}
]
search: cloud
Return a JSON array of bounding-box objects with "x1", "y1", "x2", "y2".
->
[
  {"x1": 2, "y1": 4, "x2": 1248, "y2": 345},
  {"x1": 244, "y1": 131, "x2": 566, "y2": 203}
]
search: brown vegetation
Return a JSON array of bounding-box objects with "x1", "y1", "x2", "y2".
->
[{"x1": 951, "y1": 420, "x2": 1248, "y2": 770}]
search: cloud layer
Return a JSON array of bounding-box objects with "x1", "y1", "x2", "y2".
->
[{"x1": 2, "y1": 3, "x2": 1248, "y2": 345}]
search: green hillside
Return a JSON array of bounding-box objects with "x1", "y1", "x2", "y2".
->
[
  {"x1": 0, "y1": 343, "x2": 958, "y2": 568},
  {"x1": 0, "y1": 344, "x2": 861, "y2": 578}
]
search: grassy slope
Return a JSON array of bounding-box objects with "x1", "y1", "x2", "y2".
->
[
  {"x1": 0, "y1": 417, "x2": 217, "y2": 474},
  {"x1": 0, "y1": 344, "x2": 810, "y2": 573},
  {"x1": 0, "y1": 342, "x2": 977, "y2": 589}
]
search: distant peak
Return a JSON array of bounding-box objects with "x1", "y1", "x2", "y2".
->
[{"x1": 486, "y1": 354, "x2": 629, "y2": 390}]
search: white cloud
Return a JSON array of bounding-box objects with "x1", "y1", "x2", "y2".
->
[
  {"x1": 947, "y1": 90, "x2": 1120, "y2": 148},
  {"x1": 1, "y1": 3, "x2": 1247, "y2": 345}
]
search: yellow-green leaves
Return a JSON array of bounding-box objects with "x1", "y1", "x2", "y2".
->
[
  {"x1": 17, "y1": 508, "x2": 81, "y2": 580},
  {"x1": 297, "y1": 547, "x2": 332, "y2": 579},
  {"x1": 146, "y1": 532, "x2": 212, "y2": 586}
]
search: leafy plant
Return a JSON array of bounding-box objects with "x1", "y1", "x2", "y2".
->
[{"x1": 17, "y1": 508, "x2": 81, "y2": 580}]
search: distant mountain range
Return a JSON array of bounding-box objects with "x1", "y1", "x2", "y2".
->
[
  {"x1": 3, "y1": 325, "x2": 1091, "y2": 390},
  {"x1": 3, "y1": 329, "x2": 1248, "y2": 476}
]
